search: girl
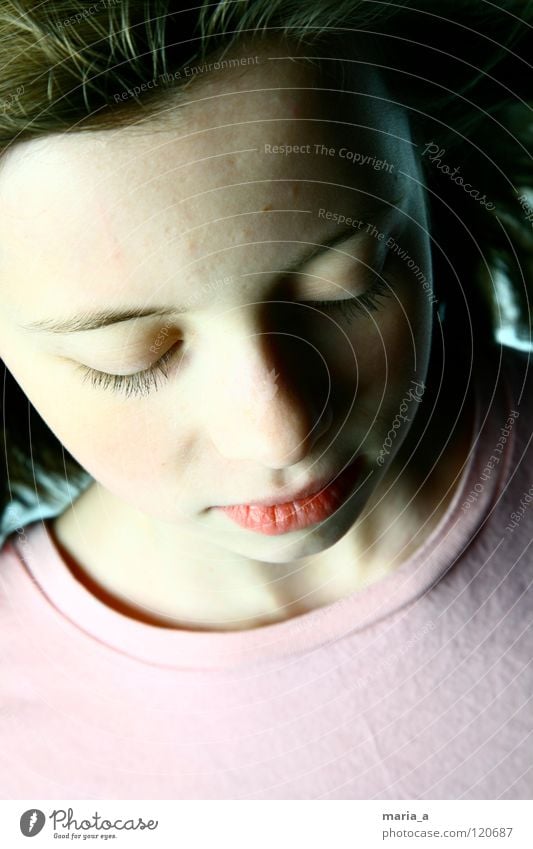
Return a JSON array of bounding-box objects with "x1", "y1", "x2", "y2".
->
[{"x1": 0, "y1": 0, "x2": 531, "y2": 799}]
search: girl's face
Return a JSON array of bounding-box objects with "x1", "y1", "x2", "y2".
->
[{"x1": 0, "y1": 42, "x2": 433, "y2": 563}]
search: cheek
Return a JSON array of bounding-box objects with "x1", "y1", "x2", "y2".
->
[
  {"x1": 344, "y1": 286, "x2": 432, "y2": 397},
  {"x1": 51, "y1": 398, "x2": 168, "y2": 487},
  {"x1": 334, "y1": 283, "x2": 432, "y2": 457},
  {"x1": 40, "y1": 384, "x2": 198, "y2": 517},
  {"x1": 1, "y1": 345, "x2": 171, "y2": 488}
]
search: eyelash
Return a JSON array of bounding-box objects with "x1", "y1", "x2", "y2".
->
[
  {"x1": 78, "y1": 260, "x2": 394, "y2": 398},
  {"x1": 77, "y1": 344, "x2": 179, "y2": 399},
  {"x1": 300, "y1": 273, "x2": 393, "y2": 323}
]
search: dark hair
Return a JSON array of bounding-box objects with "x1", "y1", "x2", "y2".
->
[{"x1": 1, "y1": 0, "x2": 532, "y2": 532}]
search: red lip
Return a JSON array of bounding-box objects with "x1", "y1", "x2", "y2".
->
[{"x1": 216, "y1": 456, "x2": 364, "y2": 535}]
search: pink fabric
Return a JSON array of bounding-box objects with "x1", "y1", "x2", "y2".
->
[{"x1": 0, "y1": 345, "x2": 532, "y2": 799}]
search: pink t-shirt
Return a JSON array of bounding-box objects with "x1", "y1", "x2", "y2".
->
[{"x1": 1, "y1": 344, "x2": 532, "y2": 800}]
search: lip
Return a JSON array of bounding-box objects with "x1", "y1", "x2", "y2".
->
[{"x1": 216, "y1": 456, "x2": 364, "y2": 535}]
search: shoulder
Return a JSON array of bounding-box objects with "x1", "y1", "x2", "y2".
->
[
  {"x1": 0, "y1": 524, "x2": 27, "y2": 567},
  {"x1": 0, "y1": 529, "x2": 26, "y2": 621},
  {"x1": 0, "y1": 520, "x2": 41, "y2": 581}
]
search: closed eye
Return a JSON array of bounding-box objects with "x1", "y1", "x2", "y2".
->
[
  {"x1": 300, "y1": 275, "x2": 393, "y2": 321},
  {"x1": 74, "y1": 342, "x2": 182, "y2": 398},
  {"x1": 296, "y1": 252, "x2": 395, "y2": 321}
]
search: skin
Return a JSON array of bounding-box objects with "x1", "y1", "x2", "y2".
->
[{"x1": 0, "y1": 38, "x2": 474, "y2": 630}]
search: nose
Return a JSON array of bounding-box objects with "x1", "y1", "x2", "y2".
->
[{"x1": 203, "y1": 326, "x2": 333, "y2": 467}]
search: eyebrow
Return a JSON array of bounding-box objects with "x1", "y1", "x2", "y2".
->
[
  {"x1": 20, "y1": 195, "x2": 405, "y2": 335},
  {"x1": 281, "y1": 211, "x2": 382, "y2": 276},
  {"x1": 21, "y1": 305, "x2": 179, "y2": 335}
]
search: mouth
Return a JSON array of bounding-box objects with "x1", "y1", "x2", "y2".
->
[{"x1": 215, "y1": 456, "x2": 364, "y2": 535}]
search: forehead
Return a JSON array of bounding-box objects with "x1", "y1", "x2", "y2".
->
[{"x1": 0, "y1": 44, "x2": 418, "y2": 319}]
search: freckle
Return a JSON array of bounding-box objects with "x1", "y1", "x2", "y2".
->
[
  {"x1": 262, "y1": 204, "x2": 273, "y2": 211},
  {"x1": 291, "y1": 184, "x2": 299, "y2": 199}
]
